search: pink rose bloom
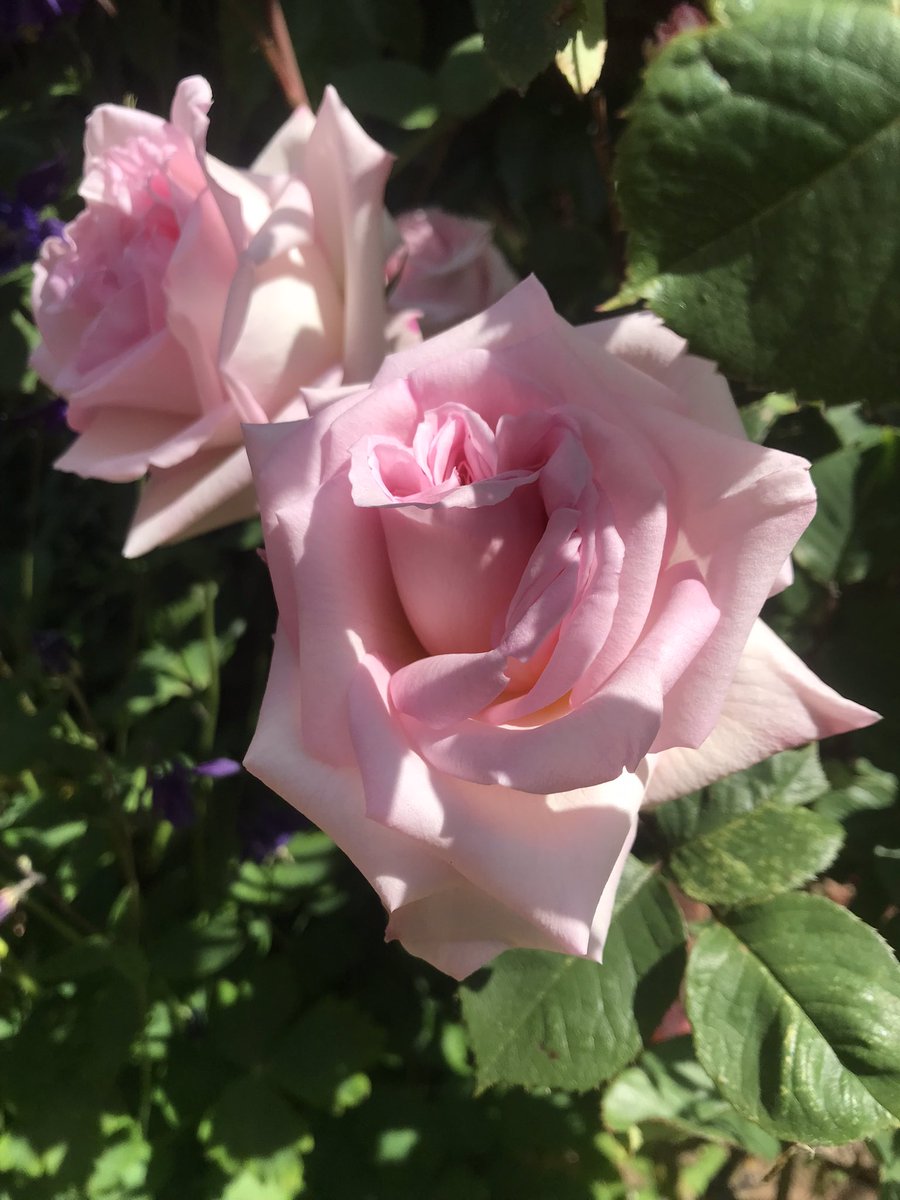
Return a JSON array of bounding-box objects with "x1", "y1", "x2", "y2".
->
[
  {"x1": 31, "y1": 77, "x2": 396, "y2": 557},
  {"x1": 243, "y1": 279, "x2": 878, "y2": 980},
  {"x1": 387, "y1": 208, "x2": 517, "y2": 336}
]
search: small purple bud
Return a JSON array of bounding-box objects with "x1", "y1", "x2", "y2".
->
[{"x1": 193, "y1": 757, "x2": 242, "y2": 780}]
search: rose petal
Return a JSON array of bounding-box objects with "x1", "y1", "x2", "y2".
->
[
  {"x1": 404, "y1": 565, "x2": 719, "y2": 794},
  {"x1": 302, "y1": 87, "x2": 395, "y2": 383},
  {"x1": 352, "y1": 654, "x2": 643, "y2": 962},
  {"x1": 644, "y1": 620, "x2": 881, "y2": 805}
]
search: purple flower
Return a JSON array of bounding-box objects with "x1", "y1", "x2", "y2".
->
[
  {"x1": 0, "y1": 160, "x2": 66, "y2": 274},
  {"x1": 194, "y1": 757, "x2": 242, "y2": 780},
  {"x1": 150, "y1": 759, "x2": 242, "y2": 829}
]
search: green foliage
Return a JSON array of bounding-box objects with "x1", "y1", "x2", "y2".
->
[
  {"x1": 615, "y1": 1, "x2": 900, "y2": 403},
  {"x1": 603, "y1": 1036, "x2": 781, "y2": 1158},
  {"x1": 687, "y1": 894, "x2": 900, "y2": 1143},
  {"x1": 661, "y1": 747, "x2": 845, "y2": 905},
  {"x1": 460, "y1": 859, "x2": 685, "y2": 1091}
]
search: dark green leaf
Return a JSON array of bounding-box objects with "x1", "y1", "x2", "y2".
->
[
  {"x1": 437, "y1": 35, "x2": 503, "y2": 118},
  {"x1": 331, "y1": 61, "x2": 438, "y2": 130},
  {"x1": 148, "y1": 910, "x2": 245, "y2": 981},
  {"x1": 473, "y1": 0, "x2": 581, "y2": 89},
  {"x1": 656, "y1": 744, "x2": 829, "y2": 848},
  {"x1": 615, "y1": 2, "x2": 900, "y2": 403},
  {"x1": 269, "y1": 998, "x2": 384, "y2": 1113},
  {"x1": 687, "y1": 893, "x2": 900, "y2": 1143}
]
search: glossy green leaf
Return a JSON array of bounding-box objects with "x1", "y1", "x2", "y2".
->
[
  {"x1": 687, "y1": 894, "x2": 900, "y2": 1143},
  {"x1": 656, "y1": 744, "x2": 829, "y2": 847},
  {"x1": 615, "y1": 2, "x2": 900, "y2": 403},
  {"x1": 671, "y1": 803, "x2": 844, "y2": 906},
  {"x1": 460, "y1": 859, "x2": 685, "y2": 1092}
]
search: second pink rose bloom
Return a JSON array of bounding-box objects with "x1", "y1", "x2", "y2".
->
[{"x1": 32, "y1": 77, "x2": 398, "y2": 556}]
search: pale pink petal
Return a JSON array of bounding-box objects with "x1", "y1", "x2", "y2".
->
[
  {"x1": 218, "y1": 185, "x2": 344, "y2": 418},
  {"x1": 54, "y1": 409, "x2": 221, "y2": 482},
  {"x1": 373, "y1": 276, "x2": 557, "y2": 387},
  {"x1": 378, "y1": 482, "x2": 547, "y2": 656},
  {"x1": 163, "y1": 187, "x2": 238, "y2": 414},
  {"x1": 302, "y1": 87, "x2": 395, "y2": 382},
  {"x1": 122, "y1": 440, "x2": 256, "y2": 557},
  {"x1": 385, "y1": 887, "x2": 567, "y2": 980},
  {"x1": 244, "y1": 628, "x2": 460, "y2": 918},
  {"x1": 352, "y1": 655, "x2": 643, "y2": 961},
  {"x1": 576, "y1": 312, "x2": 746, "y2": 439},
  {"x1": 244, "y1": 416, "x2": 420, "y2": 764},
  {"x1": 82, "y1": 103, "x2": 167, "y2": 166},
  {"x1": 251, "y1": 104, "x2": 317, "y2": 175},
  {"x1": 404, "y1": 566, "x2": 719, "y2": 794},
  {"x1": 169, "y1": 76, "x2": 213, "y2": 150},
  {"x1": 644, "y1": 620, "x2": 881, "y2": 805},
  {"x1": 50, "y1": 331, "x2": 203, "y2": 420}
]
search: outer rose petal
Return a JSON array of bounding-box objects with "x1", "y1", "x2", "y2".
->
[
  {"x1": 301, "y1": 87, "x2": 395, "y2": 383},
  {"x1": 576, "y1": 311, "x2": 745, "y2": 439},
  {"x1": 351, "y1": 653, "x2": 643, "y2": 959},
  {"x1": 644, "y1": 620, "x2": 880, "y2": 805}
]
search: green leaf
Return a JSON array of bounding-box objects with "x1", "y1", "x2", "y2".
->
[
  {"x1": 148, "y1": 910, "x2": 245, "y2": 980},
  {"x1": 671, "y1": 804, "x2": 844, "y2": 906},
  {"x1": 437, "y1": 35, "x2": 503, "y2": 118},
  {"x1": 204, "y1": 1076, "x2": 308, "y2": 1164},
  {"x1": 615, "y1": 2, "x2": 900, "y2": 403},
  {"x1": 687, "y1": 893, "x2": 900, "y2": 1143},
  {"x1": 602, "y1": 1037, "x2": 781, "y2": 1157},
  {"x1": 269, "y1": 998, "x2": 385, "y2": 1113},
  {"x1": 814, "y1": 759, "x2": 897, "y2": 821},
  {"x1": 331, "y1": 61, "x2": 439, "y2": 130},
  {"x1": 656, "y1": 744, "x2": 829, "y2": 847},
  {"x1": 793, "y1": 446, "x2": 863, "y2": 584},
  {"x1": 473, "y1": 0, "x2": 582, "y2": 89},
  {"x1": 460, "y1": 858, "x2": 685, "y2": 1092}
]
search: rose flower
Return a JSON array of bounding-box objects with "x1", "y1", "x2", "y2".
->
[
  {"x1": 387, "y1": 207, "x2": 518, "y2": 335},
  {"x1": 31, "y1": 76, "x2": 396, "y2": 556},
  {"x1": 243, "y1": 279, "x2": 878, "y2": 979}
]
